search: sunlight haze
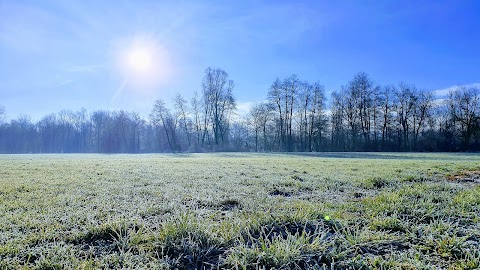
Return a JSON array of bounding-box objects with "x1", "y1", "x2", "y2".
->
[{"x1": 113, "y1": 34, "x2": 173, "y2": 97}]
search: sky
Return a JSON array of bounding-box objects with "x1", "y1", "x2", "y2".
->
[{"x1": 1, "y1": 0, "x2": 479, "y2": 121}]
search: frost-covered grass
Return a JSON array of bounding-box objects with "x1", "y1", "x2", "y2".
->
[{"x1": 0, "y1": 153, "x2": 479, "y2": 269}]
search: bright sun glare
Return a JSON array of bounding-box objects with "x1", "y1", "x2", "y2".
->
[
  {"x1": 127, "y1": 47, "x2": 154, "y2": 74},
  {"x1": 114, "y1": 35, "x2": 172, "y2": 92}
]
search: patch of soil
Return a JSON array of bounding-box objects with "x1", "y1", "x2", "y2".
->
[
  {"x1": 466, "y1": 234, "x2": 480, "y2": 247},
  {"x1": 219, "y1": 199, "x2": 241, "y2": 211},
  {"x1": 292, "y1": 175, "x2": 304, "y2": 182},
  {"x1": 448, "y1": 170, "x2": 480, "y2": 183},
  {"x1": 140, "y1": 208, "x2": 172, "y2": 218},
  {"x1": 83, "y1": 228, "x2": 117, "y2": 244},
  {"x1": 71, "y1": 228, "x2": 119, "y2": 256},
  {"x1": 300, "y1": 186, "x2": 313, "y2": 192},
  {"x1": 199, "y1": 199, "x2": 241, "y2": 211},
  {"x1": 353, "y1": 192, "x2": 364, "y2": 198},
  {"x1": 268, "y1": 188, "x2": 292, "y2": 197},
  {"x1": 372, "y1": 178, "x2": 388, "y2": 188},
  {"x1": 357, "y1": 240, "x2": 409, "y2": 255}
]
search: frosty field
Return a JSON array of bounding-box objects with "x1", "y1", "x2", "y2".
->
[{"x1": 1, "y1": 153, "x2": 479, "y2": 269}]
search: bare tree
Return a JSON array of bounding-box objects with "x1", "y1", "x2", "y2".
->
[
  {"x1": 249, "y1": 102, "x2": 273, "y2": 151},
  {"x1": 395, "y1": 83, "x2": 416, "y2": 150},
  {"x1": 267, "y1": 75, "x2": 300, "y2": 151},
  {"x1": 91, "y1": 110, "x2": 109, "y2": 152},
  {"x1": 38, "y1": 113, "x2": 58, "y2": 152},
  {"x1": 349, "y1": 72, "x2": 374, "y2": 148},
  {"x1": 412, "y1": 90, "x2": 434, "y2": 149},
  {"x1": 191, "y1": 91, "x2": 203, "y2": 150},
  {"x1": 379, "y1": 85, "x2": 395, "y2": 149},
  {"x1": 448, "y1": 86, "x2": 480, "y2": 149},
  {"x1": 151, "y1": 99, "x2": 178, "y2": 152},
  {"x1": 202, "y1": 67, "x2": 236, "y2": 148},
  {"x1": 174, "y1": 93, "x2": 191, "y2": 150},
  {"x1": 344, "y1": 85, "x2": 359, "y2": 150},
  {"x1": 284, "y1": 75, "x2": 300, "y2": 151},
  {"x1": 268, "y1": 78, "x2": 284, "y2": 150},
  {"x1": 249, "y1": 103, "x2": 263, "y2": 152},
  {"x1": 308, "y1": 82, "x2": 327, "y2": 151},
  {"x1": 330, "y1": 90, "x2": 346, "y2": 151}
]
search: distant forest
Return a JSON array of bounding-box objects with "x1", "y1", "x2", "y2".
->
[{"x1": 1, "y1": 67, "x2": 479, "y2": 153}]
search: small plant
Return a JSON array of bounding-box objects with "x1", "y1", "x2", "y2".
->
[
  {"x1": 369, "y1": 216, "x2": 404, "y2": 232},
  {"x1": 157, "y1": 215, "x2": 225, "y2": 269},
  {"x1": 363, "y1": 177, "x2": 389, "y2": 189}
]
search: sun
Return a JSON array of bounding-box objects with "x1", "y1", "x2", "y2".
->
[
  {"x1": 113, "y1": 34, "x2": 172, "y2": 92},
  {"x1": 127, "y1": 47, "x2": 154, "y2": 74}
]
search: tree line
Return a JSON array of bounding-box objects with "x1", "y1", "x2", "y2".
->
[{"x1": 0, "y1": 68, "x2": 479, "y2": 153}]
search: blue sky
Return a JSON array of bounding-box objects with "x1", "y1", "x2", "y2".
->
[{"x1": 1, "y1": 0, "x2": 479, "y2": 120}]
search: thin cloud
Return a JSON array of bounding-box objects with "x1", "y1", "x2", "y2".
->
[
  {"x1": 67, "y1": 64, "x2": 104, "y2": 73},
  {"x1": 230, "y1": 101, "x2": 253, "y2": 123},
  {"x1": 236, "y1": 101, "x2": 253, "y2": 116},
  {"x1": 433, "y1": 83, "x2": 480, "y2": 97}
]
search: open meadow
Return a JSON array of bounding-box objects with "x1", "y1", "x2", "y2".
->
[{"x1": 1, "y1": 153, "x2": 479, "y2": 269}]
